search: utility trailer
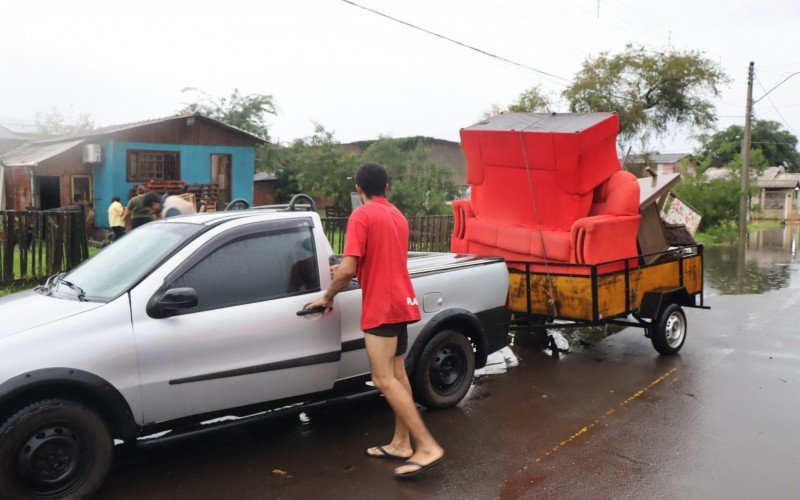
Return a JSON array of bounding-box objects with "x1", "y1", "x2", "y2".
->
[{"x1": 506, "y1": 245, "x2": 708, "y2": 355}]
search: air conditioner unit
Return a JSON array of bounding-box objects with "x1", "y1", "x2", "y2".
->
[{"x1": 82, "y1": 144, "x2": 103, "y2": 165}]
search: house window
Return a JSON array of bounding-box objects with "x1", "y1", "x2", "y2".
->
[
  {"x1": 71, "y1": 175, "x2": 92, "y2": 204},
  {"x1": 127, "y1": 150, "x2": 180, "y2": 182},
  {"x1": 764, "y1": 190, "x2": 785, "y2": 209}
]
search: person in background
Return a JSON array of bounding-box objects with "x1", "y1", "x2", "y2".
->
[
  {"x1": 198, "y1": 192, "x2": 210, "y2": 213},
  {"x1": 126, "y1": 185, "x2": 152, "y2": 229},
  {"x1": 108, "y1": 196, "x2": 126, "y2": 241}
]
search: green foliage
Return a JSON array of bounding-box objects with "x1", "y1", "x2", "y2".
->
[
  {"x1": 562, "y1": 44, "x2": 728, "y2": 145},
  {"x1": 274, "y1": 124, "x2": 358, "y2": 210},
  {"x1": 483, "y1": 85, "x2": 553, "y2": 118},
  {"x1": 695, "y1": 120, "x2": 800, "y2": 172},
  {"x1": 34, "y1": 107, "x2": 94, "y2": 139},
  {"x1": 362, "y1": 138, "x2": 460, "y2": 215},
  {"x1": 507, "y1": 85, "x2": 553, "y2": 113},
  {"x1": 674, "y1": 172, "x2": 741, "y2": 231},
  {"x1": 180, "y1": 88, "x2": 276, "y2": 140}
]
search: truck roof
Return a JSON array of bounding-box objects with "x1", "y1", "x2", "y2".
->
[{"x1": 162, "y1": 208, "x2": 318, "y2": 226}]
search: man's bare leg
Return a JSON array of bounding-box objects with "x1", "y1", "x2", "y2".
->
[
  {"x1": 364, "y1": 334, "x2": 444, "y2": 474},
  {"x1": 366, "y1": 355, "x2": 413, "y2": 458}
]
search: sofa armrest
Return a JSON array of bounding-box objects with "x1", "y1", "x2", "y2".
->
[
  {"x1": 451, "y1": 199, "x2": 475, "y2": 253},
  {"x1": 570, "y1": 214, "x2": 641, "y2": 265}
]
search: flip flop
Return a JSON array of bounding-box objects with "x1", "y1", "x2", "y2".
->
[
  {"x1": 365, "y1": 446, "x2": 411, "y2": 460},
  {"x1": 394, "y1": 456, "x2": 444, "y2": 478}
]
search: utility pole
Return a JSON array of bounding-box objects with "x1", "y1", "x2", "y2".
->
[{"x1": 738, "y1": 61, "x2": 754, "y2": 244}]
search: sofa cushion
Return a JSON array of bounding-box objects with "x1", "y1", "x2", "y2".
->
[
  {"x1": 466, "y1": 218, "x2": 572, "y2": 263},
  {"x1": 590, "y1": 170, "x2": 640, "y2": 216}
]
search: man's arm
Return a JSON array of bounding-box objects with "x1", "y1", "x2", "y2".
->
[{"x1": 306, "y1": 256, "x2": 358, "y2": 313}]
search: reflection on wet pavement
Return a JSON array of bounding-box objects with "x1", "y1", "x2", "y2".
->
[{"x1": 705, "y1": 224, "x2": 799, "y2": 296}]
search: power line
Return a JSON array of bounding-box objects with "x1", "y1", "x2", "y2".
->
[
  {"x1": 340, "y1": 0, "x2": 571, "y2": 84},
  {"x1": 755, "y1": 75, "x2": 799, "y2": 139}
]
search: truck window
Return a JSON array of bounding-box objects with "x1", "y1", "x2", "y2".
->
[{"x1": 171, "y1": 227, "x2": 320, "y2": 311}]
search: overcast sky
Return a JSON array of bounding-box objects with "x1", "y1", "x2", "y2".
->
[{"x1": 2, "y1": 0, "x2": 800, "y2": 153}]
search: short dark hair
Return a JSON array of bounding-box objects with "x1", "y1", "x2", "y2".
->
[
  {"x1": 111, "y1": 196, "x2": 121, "y2": 203},
  {"x1": 355, "y1": 163, "x2": 388, "y2": 197},
  {"x1": 142, "y1": 192, "x2": 163, "y2": 207}
]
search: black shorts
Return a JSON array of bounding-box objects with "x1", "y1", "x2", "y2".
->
[{"x1": 364, "y1": 323, "x2": 409, "y2": 357}]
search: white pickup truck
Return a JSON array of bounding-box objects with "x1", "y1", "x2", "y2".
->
[{"x1": 0, "y1": 201, "x2": 510, "y2": 499}]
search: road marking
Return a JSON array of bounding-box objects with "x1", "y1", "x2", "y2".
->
[{"x1": 533, "y1": 367, "x2": 677, "y2": 464}]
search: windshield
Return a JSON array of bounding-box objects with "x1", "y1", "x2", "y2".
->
[{"x1": 52, "y1": 222, "x2": 202, "y2": 301}]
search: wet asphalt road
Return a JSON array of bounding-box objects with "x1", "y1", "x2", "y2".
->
[
  {"x1": 96, "y1": 232, "x2": 800, "y2": 499},
  {"x1": 97, "y1": 285, "x2": 800, "y2": 499}
]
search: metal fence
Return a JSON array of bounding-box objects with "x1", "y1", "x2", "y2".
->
[
  {"x1": 0, "y1": 208, "x2": 89, "y2": 287},
  {"x1": 322, "y1": 215, "x2": 454, "y2": 254}
]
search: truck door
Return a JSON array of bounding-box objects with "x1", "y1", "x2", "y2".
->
[{"x1": 129, "y1": 219, "x2": 341, "y2": 424}]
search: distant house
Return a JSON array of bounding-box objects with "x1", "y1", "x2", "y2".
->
[
  {"x1": 751, "y1": 165, "x2": 800, "y2": 220},
  {"x1": 0, "y1": 125, "x2": 31, "y2": 155},
  {"x1": 0, "y1": 113, "x2": 265, "y2": 225},
  {"x1": 702, "y1": 167, "x2": 734, "y2": 181},
  {"x1": 624, "y1": 153, "x2": 696, "y2": 177},
  {"x1": 253, "y1": 172, "x2": 278, "y2": 206}
]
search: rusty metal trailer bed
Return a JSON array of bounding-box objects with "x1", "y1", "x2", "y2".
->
[{"x1": 507, "y1": 245, "x2": 709, "y2": 355}]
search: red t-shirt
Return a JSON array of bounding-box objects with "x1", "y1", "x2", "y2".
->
[{"x1": 343, "y1": 197, "x2": 421, "y2": 331}]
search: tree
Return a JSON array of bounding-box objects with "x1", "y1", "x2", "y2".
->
[
  {"x1": 483, "y1": 84, "x2": 553, "y2": 118},
  {"x1": 34, "y1": 107, "x2": 94, "y2": 138},
  {"x1": 695, "y1": 120, "x2": 800, "y2": 172},
  {"x1": 562, "y1": 44, "x2": 728, "y2": 146},
  {"x1": 507, "y1": 85, "x2": 554, "y2": 113},
  {"x1": 275, "y1": 124, "x2": 358, "y2": 209},
  {"x1": 362, "y1": 138, "x2": 459, "y2": 215},
  {"x1": 673, "y1": 150, "x2": 766, "y2": 230},
  {"x1": 180, "y1": 88, "x2": 276, "y2": 139}
]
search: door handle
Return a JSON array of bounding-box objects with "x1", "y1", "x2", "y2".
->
[{"x1": 297, "y1": 306, "x2": 327, "y2": 316}]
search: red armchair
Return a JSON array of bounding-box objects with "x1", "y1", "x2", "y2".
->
[{"x1": 451, "y1": 112, "x2": 641, "y2": 271}]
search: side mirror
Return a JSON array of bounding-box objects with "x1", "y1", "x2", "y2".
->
[{"x1": 147, "y1": 287, "x2": 199, "y2": 318}]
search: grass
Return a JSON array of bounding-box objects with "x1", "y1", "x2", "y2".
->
[{"x1": 0, "y1": 246, "x2": 100, "y2": 297}]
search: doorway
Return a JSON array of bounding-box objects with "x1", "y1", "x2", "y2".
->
[
  {"x1": 211, "y1": 154, "x2": 232, "y2": 208},
  {"x1": 37, "y1": 176, "x2": 60, "y2": 209}
]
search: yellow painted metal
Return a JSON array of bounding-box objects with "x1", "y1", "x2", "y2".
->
[{"x1": 507, "y1": 253, "x2": 704, "y2": 320}]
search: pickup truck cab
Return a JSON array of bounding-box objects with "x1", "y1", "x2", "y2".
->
[{"x1": 0, "y1": 204, "x2": 509, "y2": 498}]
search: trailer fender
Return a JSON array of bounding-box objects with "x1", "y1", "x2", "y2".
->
[{"x1": 637, "y1": 287, "x2": 694, "y2": 322}]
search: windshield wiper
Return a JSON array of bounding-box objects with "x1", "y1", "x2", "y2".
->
[{"x1": 59, "y1": 279, "x2": 87, "y2": 302}]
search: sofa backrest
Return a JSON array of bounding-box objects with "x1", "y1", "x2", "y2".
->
[
  {"x1": 460, "y1": 112, "x2": 622, "y2": 232},
  {"x1": 589, "y1": 170, "x2": 640, "y2": 217}
]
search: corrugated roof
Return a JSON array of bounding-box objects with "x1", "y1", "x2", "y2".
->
[
  {"x1": 30, "y1": 112, "x2": 266, "y2": 145},
  {"x1": 755, "y1": 173, "x2": 800, "y2": 189},
  {"x1": 0, "y1": 125, "x2": 31, "y2": 141},
  {"x1": 464, "y1": 112, "x2": 616, "y2": 133},
  {"x1": 628, "y1": 153, "x2": 690, "y2": 164},
  {"x1": 0, "y1": 139, "x2": 84, "y2": 167},
  {"x1": 254, "y1": 172, "x2": 277, "y2": 181}
]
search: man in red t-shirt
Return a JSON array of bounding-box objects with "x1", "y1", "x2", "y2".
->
[{"x1": 307, "y1": 163, "x2": 444, "y2": 478}]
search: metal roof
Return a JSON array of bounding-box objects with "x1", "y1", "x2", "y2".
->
[
  {"x1": 627, "y1": 153, "x2": 690, "y2": 164},
  {"x1": 0, "y1": 139, "x2": 84, "y2": 167},
  {"x1": 254, "y1": 172, "x2": 278, "y2": 181},
  {"x1": 0, "y1": 125, "x2": 31, "y2": 141},
  {"x1": 464, "y1": 112, "x2": 616, "y2": 133},
  {"x1": 30, "y1": 112, "x2": 266, "y2": 145},
  {"x1": 755, "y1": 173, "x2": 800, "y2": 189}
]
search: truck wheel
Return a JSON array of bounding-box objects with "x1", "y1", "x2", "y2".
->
[
  {"x1": 0, "y1": 399, "x2": 113, "y2": 500},
  {"x1": 650, "y1": 304, "x2": 687, "y2": 355},
  {"x1": 412, "y1": 329, "x2": 475, "y2": 409}
]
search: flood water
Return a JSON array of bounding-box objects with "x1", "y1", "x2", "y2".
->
[{"x1": 704, "y1": 224, "x2": 800, "y2": 296}]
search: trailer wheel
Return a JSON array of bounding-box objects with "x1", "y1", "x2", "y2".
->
[
  {"x1": 651, "y1": 304, "x2": 687, "y2": 355},
  {"x1": 412, "y1": 329, "x2": 475, "y2": 410}
]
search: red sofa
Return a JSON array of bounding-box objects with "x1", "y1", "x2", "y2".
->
[{"x1": 451, "y1": 112, "x2": 640, "y2": 272}]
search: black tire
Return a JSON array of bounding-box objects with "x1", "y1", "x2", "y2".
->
[
  {"x1": 650, "y1": 304, "x2": 687, "y2": 355},
  {"x1": 412, "y1": 329, "x2": 476, "y2": 409},
  {"x1": 0, "y1": 399, "x2": 113, "y2": 500}
]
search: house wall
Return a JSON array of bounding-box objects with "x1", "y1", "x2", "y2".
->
[
  {"x1": 752, "y1": 188, "x2": 800, "y2": 220},
  {"x1": 93, "y1": 139, "x2": 254, "y2": 227},
  {"x1": 253, "y1": 180, "x2": 277, "y2": 206}
]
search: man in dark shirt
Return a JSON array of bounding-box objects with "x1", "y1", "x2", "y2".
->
[{"x1": 307, "y1": 163, "x2": 444, "y2": 478}]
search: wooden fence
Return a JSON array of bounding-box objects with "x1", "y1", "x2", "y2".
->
[
  {"x1": 322, "y1": 215, "x2": 454, "y2": 254},
  {"x1": 0, "y1": 208, "x2": 89, "y2": 287}
]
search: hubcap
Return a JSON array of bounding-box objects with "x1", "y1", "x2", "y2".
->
[
  {"x1": 664, "y1": 312, "x2": 685, "y2": 348},
  {"x1": 17, "y1": 425, "x2": 84, "y2": 495},
  {"x1": 430, "y1": 346, "x2": 466, "y2": 395}
]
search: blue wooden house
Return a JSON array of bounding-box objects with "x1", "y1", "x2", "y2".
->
[{"x1": 0, "y1": 113, "x2": 265, "y2": 226}]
